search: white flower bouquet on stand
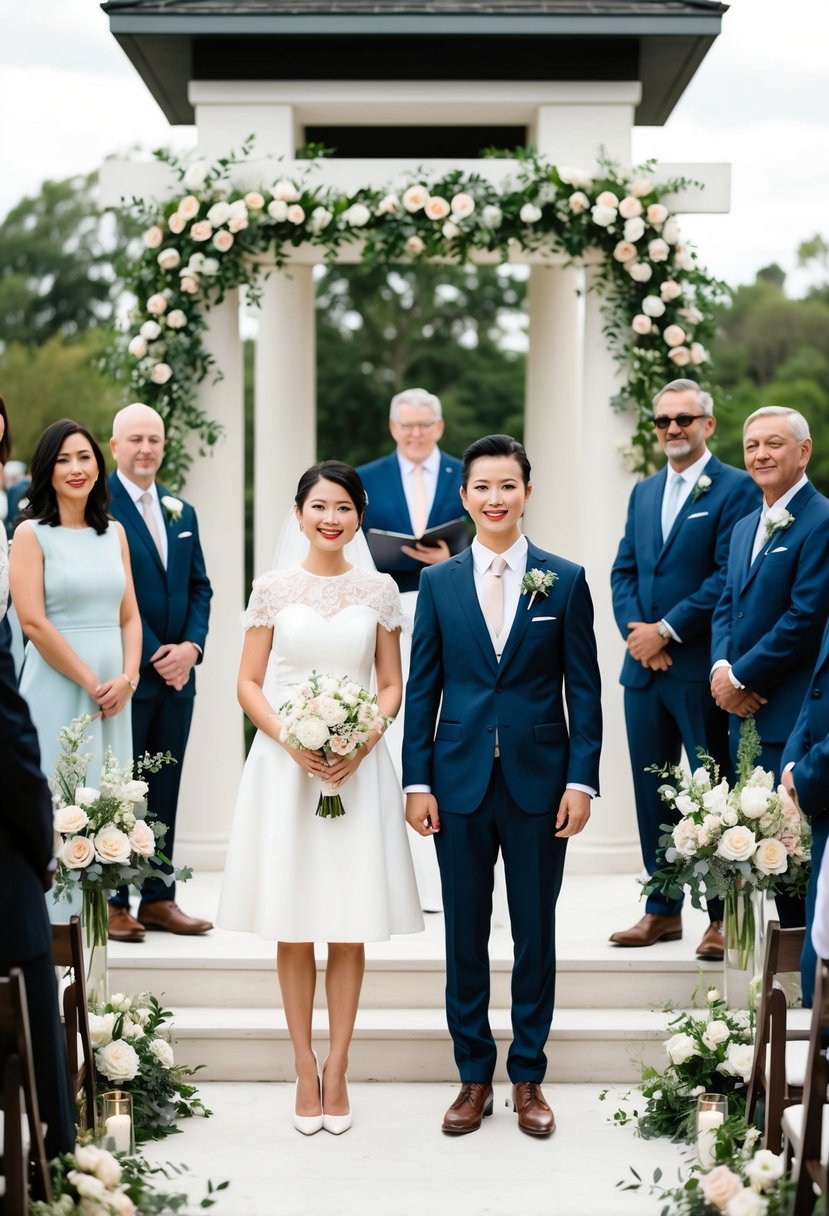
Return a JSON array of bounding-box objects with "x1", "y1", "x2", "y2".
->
[{"x1": 279, "y1": 670, "x2": 392, "y2": 818}]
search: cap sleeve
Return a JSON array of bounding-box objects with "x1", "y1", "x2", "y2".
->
[
  {"x1": 375, "y1": 574, "x2": 410, "y2": 634},
  {"x1": 241, "y1": 571, "x2": 284, "y2": 630}
]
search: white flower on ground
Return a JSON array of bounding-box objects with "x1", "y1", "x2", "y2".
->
[
  {"x1": 700, "y1": 1165, "x2": 742, "y2": 1211},
  {"x1": 60, "y1": 836, "x2": 95, "y2": 869},
  {"x1": 724, "y1": 1187, "x2": 769, "y2": 1216},
  {"x1": 716, "y1": 825, "x2": 757, "y2": 862},
  {"x1": 618, "y1": 196, "x2": 643, "y2": 219},
  {"x1": 189, "y1": 220, "x2": 213, "y2": 242},
  {"x1": 94, "y1": 824, "x2": 132, "y2": 865},
  {"x1": 481, "y1": 204, "x2": 503, "y2": 227},
  {"x1": 128, "y1": 336, "x2": 147, "y2": 358},
  {"x1": 613, "y1": 240, "x2": 637, "y2": 263},
  {"x1": 146, "y1": 293, "x2": 168, "y2": 316},
  {"x1": 142, "y1": 226, "x2": 163, "y2": 249},
  {"x1": 183, "y1": 160, "x2": 209, "y2": 191},
  {"x1": 178, "y1": 195, "x2": 200, "y2": 220},
  {"x1": 567, "y1": 191, "x2": 590, "y2": 214},
  {"x1": 150, "y1": 363, "x2": 173, "y2": 385},
  {"x1": 669, "y1": 346, "x2": 691, "y2": 366},
  {"x1": 55, "y1": 805, "x2": 88, "y2": 833},
  {"x1": 596, "y1": 190, "x2": 619, "y2": 209},
  {"x1": 88, "y1": 1012, "x2": 116, "y2": 1049},
  {"x1": 591, "y1": 204, "x2": 616, "y2": 227},
  {"x1": 140, "y1": 320, "x2": 162, "y2": 341},
  {"x1": 753, "y1": 838, "x2": 788, "y2": 876},
  {"x1": 95, "y1": 1039, "x2": 140, "y2": 1083},
  {"x1": 665, "y1": 1031, "x2": 699, "y2": 1065},
  {"x1": 642, "y1": 296, "x2": 667, "y2": 318},
  {"x1": 213, "y1": 230, "x2": 234, "y2": 253},
  {"x1": 293, "y1": 716, "x2": 330, "y2": 750},
  {"x1": 149, "y1": 1038, "x2": 175, "y2": 1069},
  {"x1": 129, "y1": 820, "x2": 156, "y2": 858},
  {"x1": 629, "y1": 262, "x2": 653, "y2": 282},
  {"x1": 664, "y1": 324, "x2": 687, "y2": 348},
  {"x1": 405, "y1": 235, "x2": 425, "y2": 255},
  {"x1": 402, "y1": 185, "x2": 429, "y2": 213},
  {"x1": 623, "y1": 217, "x2": 646, "y2": 242},
  {"x1": 744, "y1": 1150, "x2": 785, "y2": 1191},
  {"x1": 425, "y1": 197, "x2": 451, "y2": 221},
  {"x1": 268, "y1": 199, "x2": 288, "y2": 222},
  {"x1": 166, "y1": 309, "x2": 187, "y2": 330},
  {"x1": 631, "y1": 315, "x2": 652, "y2": 335},
  {"x1": 343, "y1": 203, "x2": 371, "y2": 227},
  {"x1": 740, "y1": 786, "x2": 772, "y2": 819},
  {"x1": 648, "y1": 238, "x2": 670, "y2": 262},
  {"x1": 702, "y1": 1019, "x2": 731, "y2": 1050},
  {"x1": 272, "y1": 179, "x2": 299, "y2": 202},
  {"x1": 450, "y1": 192, "x2": 475, "y2": 218}
]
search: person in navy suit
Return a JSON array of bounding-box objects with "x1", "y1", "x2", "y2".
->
[
  {"x1": 357, "y1": 387, "x2": 465, "y2": 592},
  {"x1": 609, "y1": 380, "x2": 760, "y2": 957},
  {"x1": 712, "y1": 406, "x2": 829, "y2": 930},
  {"x1": 403, "y1": 435, "x2": 602, "y2": 1137},
  {"x1": 0, "y1": 628, "x2": 76, "y2": 1161},
  {"x1": 782, "y1": 618, "x2": 829, "y2": 1004},
  {"x1": 107, "y1": 402, "x2": 213, "y2": 941}
]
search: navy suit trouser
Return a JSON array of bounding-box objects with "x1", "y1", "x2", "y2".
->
[
  {"x1": 434, "y1": 760, "x2": 567, "y2": 1084},
  {"x1": 111, "y1": 688, "x2": 194, "y2": 908},
  {"x1": 800, "y1": 816, "x2": 829, "y2": 1008},
  {"x1": 625, "y1": 678, "x2": 727, "y2": 920}
]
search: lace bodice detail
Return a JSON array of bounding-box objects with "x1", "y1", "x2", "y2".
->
[{"x1": 242, "y1": 565, "x2": 408, "y2": 633}]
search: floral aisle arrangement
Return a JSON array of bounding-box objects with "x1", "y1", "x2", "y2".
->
[
  {"x1": 51, "y1": 716, "x2": 186, "y2": 955},
  {"x1": 278, "y1": 669, "x2": 392, "y2": 818},
  {"x1": 643, "y1": 718, "x2": 810, "y2": 975},
  {"x1": 607, "y1": 989, "x2": 754, "y2": 1140},
  {"x1": 105, "y1": 140, "x2": 726, "y2": 485},
  {"x1": 89, "y1": 993, "x2": 211, "y2": 1142}
]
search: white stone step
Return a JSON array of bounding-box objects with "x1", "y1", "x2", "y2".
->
[{"x1": 166, "y1": 1005, "x2": 673, "y2": 1084}]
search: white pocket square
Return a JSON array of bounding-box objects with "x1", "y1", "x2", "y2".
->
[
  {"x1": 531, "y1": 616, "x2": 557, "y2": 622},
  {"x1": 770, "y1": 545, "x2": 787, "y2": 553},
  {"x1": 687, "y1": 511, "x2": 709, "y2": 519},
  {"x1": 178, "y1": 531, "x2": 193, "y2": 539}
]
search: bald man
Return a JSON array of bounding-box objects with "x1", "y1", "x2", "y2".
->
[{"x1": 107, "y1": 403, "x2": 213, "y2": 940}]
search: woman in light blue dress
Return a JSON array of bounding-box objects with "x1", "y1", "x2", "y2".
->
[{"x1": 9, "y1": 419, "x2": 141, "y2": 791}]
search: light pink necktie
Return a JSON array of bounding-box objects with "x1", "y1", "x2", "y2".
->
[
  {"x1": 140, "y1": 491, "x2": 164, "y2": 560},
  {"x1": 481, "y1": 555, "x2": 507, "y2": 638},
  {"x1": 410, "y1": 463, "x2": 429, "y2": 538}
]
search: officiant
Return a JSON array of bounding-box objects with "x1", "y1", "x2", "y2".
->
[{"x1": 357, "y1": 387, "x2": 466, "y2": 592}]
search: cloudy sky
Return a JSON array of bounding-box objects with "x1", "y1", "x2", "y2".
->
[{"x1": 2, "y1": 0, "x2": 828, "y2": 295}]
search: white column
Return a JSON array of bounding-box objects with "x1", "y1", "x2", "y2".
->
[
  {"x1": 253, "y1": 266, "x2": 317, "y2": 578},
  {"x1": 175, "y1": 291, "x2": 246, "y2": 871},
  {"x1": 531, "y1": 91, "x2": 639, "y2": 165}
]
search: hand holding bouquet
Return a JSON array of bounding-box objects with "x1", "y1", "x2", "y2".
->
[{"x1": 279, "y1": 670, "x2": 392, "y2": 818}]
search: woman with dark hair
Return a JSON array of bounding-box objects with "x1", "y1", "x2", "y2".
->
[
  {"x1": 219, "y1": 460, "x2": 422, "y2": 1135},
  {"x1": 9, "y1": 419, "x2": 141, "y2": 787}
]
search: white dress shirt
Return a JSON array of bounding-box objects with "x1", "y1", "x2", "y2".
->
[
  {"x1": 397, "y1": 447, "x2": 440, "y2": 534},
  {"x1": 117, "y1": 471, "x2": 168, "y2": 567}
]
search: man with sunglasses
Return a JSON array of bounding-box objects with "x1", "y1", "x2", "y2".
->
[{"x1": 610, "y1": 380, "x2": 759, "y2": 956}]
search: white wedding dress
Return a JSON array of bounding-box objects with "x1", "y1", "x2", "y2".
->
[{"x1": 218, "y1": 565, "x2": 424, "y2": 942}]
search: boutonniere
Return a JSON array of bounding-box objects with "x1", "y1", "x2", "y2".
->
[
  {"x1": 691, "y1": 473, "x2": 712, "y2": 502},
  {"x1": 763, "y1": 505, "x2": 795, "y2": 542},
  {"x1": 160, "y1": 495, "x2": 183, "y2": 522},
  {"x1": 521, "y1": 569, "x2": 558, "y2": 611}
]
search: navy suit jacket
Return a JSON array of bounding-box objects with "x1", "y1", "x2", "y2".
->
[
  {"x1": 711, "y1": 481, "x2": 829, "y2": 744},
  {"x1": 107, "y1": 473, "x2": 212, "y2": 700},
  {"x1": 783, "y1": 618, "x2": 829, "y2": 820},
  {"x1": 611, "y1": 455, "x2": 759, "y2": 689},
  {"x1": 0, "y1": 631, "x2": 54, "y2": 965},
  {"x1": 402, "y1": 542, "x2": 602, "y2": 815},
  {"x1": 357, "y1": 449, "x2": 466, "y2": 591}
]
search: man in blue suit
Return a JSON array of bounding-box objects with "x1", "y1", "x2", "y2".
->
[
  {"x1": 403, "y1": 435, "x2": 602, "y2": 1137},
  {"x1": 782, "y1": 618, "x2": 829, "y2": 1004},
  {"x1": 610, "y1": 380, "x2": 759, "y2": 957},
  {"x1": 107, "y1": 403, "x2": 213, "y2": 941},
  {"x1": 357, "y1": 387, "x2": 465, "y2": 592}
]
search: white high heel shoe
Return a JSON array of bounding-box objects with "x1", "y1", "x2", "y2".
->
[
  {"x1": 293, "y1": 1050, "x2": 323, "y2": 1135},
  {"x1": 322, "y1": 1060, "x2": 352, "y2": 1135}
]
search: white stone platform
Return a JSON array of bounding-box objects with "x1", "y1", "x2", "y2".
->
[{"x1": 111, "y1": 871, "x2": 719, "y2": 1085}]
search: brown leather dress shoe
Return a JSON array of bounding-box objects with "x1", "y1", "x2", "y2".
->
[
  {"x1": 137, "y1": 900, "x2": 213, "y2": 935},
  {"x1": 108, "y1": 906, "x2": 145, "y2": 942},
  {"x1": 441, "y1": 1083, "x2": 493, "y2": 1135},
  {"x1": 696, "y1": 920, "x2": 724, "y2": 961},
  {"x1": 511, "y1": 1082, "x2": 556, "y2": 1136},
  {"x1": 609, "y1": 913, "x2": 682, "y2": 947}
]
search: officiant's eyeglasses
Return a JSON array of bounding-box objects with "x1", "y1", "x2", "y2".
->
[
  {"x1": 653, "y1": 413, "x2": 706, "y2": 430},
  {"x1": 396, "y1": 421, "x2": 438, "y2": 433}
]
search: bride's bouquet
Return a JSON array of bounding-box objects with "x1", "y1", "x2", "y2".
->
[{"x1": 279, "y1": 670, "x2": 392, "y2": 818}]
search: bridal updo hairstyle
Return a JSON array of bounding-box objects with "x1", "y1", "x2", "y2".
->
[
  {"x1": 461, "y1": 434, "x2": 531, "y2": 488},
  {"x1": 294, "y1": 460, "x2": 368, "y2": 521},
  {"x1": 24, "y1": 418, "x2": 110, "y2": 534}
]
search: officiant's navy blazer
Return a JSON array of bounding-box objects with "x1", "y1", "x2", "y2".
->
[
  {"x1": 108, "y1": 473, "x2": 212, "y2": 699},
  {"x1": 711, "y1": 481, "x2": 829, "y2": 745},
  {"x1": 611, "y1": 454, "x2": 759, "y2": 689},
  {"x1": 402, "y1": 541, "x2": 602, "y2": 814},
  {"x1": 357, "y1": 449, "x2": 465, "y2": 591}
]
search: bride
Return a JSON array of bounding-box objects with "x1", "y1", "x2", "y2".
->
[{"x1": 218, "y1": 461, "x2": 423, "y2": 1135}]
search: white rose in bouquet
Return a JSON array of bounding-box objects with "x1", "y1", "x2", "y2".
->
[
  {"x1": 75, "y1": 787, "x2": 100, "y2": 807},
  {"x1": 740, "y1": 786, "x2": 772, "y2": 819},
  {"x1": 293, "y1": 716, "x2": 330, "y2": 751},
  {"x1": 754, "y1": 838, "x2": 788, "y2": 876},
  {"x1": 700, "y1": 1166, "x2": 742, "y2": 1211},
  {"x1": 718, "y1": 1041, "x2": 754, "y2": 1082},
  {"x1": 628, "y1": 177, "x2": 653, "y2": 198},
  {"x1": 190, "y1": 220, "x2": 213, "y2": 242},
  {"x1": 314, "y1": 696, "x2": 348, "y2": 728},
  {"x1": 672, "y1": 818, "x2": 699, "y2": 855},
  {"x1": 67, "y1": 1170, "x2": 107, "y2": 1201},
  {"x1": 692, "y1": 767, "x2": 711, "y2": 790},
  {"x1": 96, "y1": 1039, "x2": 140, "y2": 1083},
  {"x1": 703, "y1": 781, "x2": 729, "y2": 814},
  {"x1": 646, "y1": 203, "x2": 670, "y2": 226},
  {"x1": 721, "y1": 807, "x2": 739, "y2": 827},
  {"x1": 699, "y1": 814, "x2": 723, "y2": 846},
  {"x1": 55, "y1": 804, "x2": 89, "y2": 833},
  {"x1": 123, "y1": 779, "x2": 149, "y2": 802},
  {"x1": 121, "y1": 1018, "x2": 145, "y2": 1040},
  {"x1": 149, "y1": 1037, "x2": 175, "y2": 1069},
  {"x1": 702, "y1": 1019, "x2": 730, "y2": 1050},
  {"x1": 129, "y1": 820, "x2": 156, "y2": 858},
  {"x1": 725, "y1": 1187, "x2": 768, "y2": 1216},
  {"x1": 674, "y1": 793, "x2": 696, "y2": 816},
  {"x1": 716, "y1": 825, "x2": 757, "y2": 862},
  {"x1": 61, "y1": 836, "x2": 95, "y2": 869},
  {"x1": 94, "y1": 825, "x2": 132, "y2": 866},
  {"x1": 88, "y1": 1012, "x2": 116, "y2": 1049},
  {"x1": 665, "y1": 1032, "x2": 698, "y2": 1066},
  {"x1": 744, "y1": 1149, "x2": 785, "y2": 1191}
]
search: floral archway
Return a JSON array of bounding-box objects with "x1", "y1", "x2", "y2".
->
[{"x1": 107, "y1": 144, "x2": 724, "y2": 487}]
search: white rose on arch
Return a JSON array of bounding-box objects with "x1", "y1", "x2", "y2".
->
[
  {"x1": 596, "y1": 190, "x2": 619, "y2": 209},
  {"x1": 663, "y1": 325, "x2": 687, "y2": 348},
  {"x1": 631, "y1": 314, "x2": 652, "y2": 336},
  {"x1": 376, "y1": 193, "x2": 399, "y2": 215},
  {"x1": 142, "y1": 226, "x2": 163, "y2": 249},
  {"x1": 268, "y1": 199, "x2": 288, "y2": 222},
  {"x1": 272, "y1": 179, "x2": 300, "y2": 202},
  {"x1": 648, "y1": 239, "x2": 670, "y2": 263},
  {"x1": 623, "y1": 217, "x2": 645, "y2": 243},
  {"x1": 157, "y1": 248, "x2": 181, "y2": 271},
  {"x1": 402, "y1": 185, "x2": 429, "y2": 213},
  {"x1": 183, "y1": 160, "x2": 209, "y2": 191},
  {"x1": 642, "y1": 296, "x2": 666, "y2": 318},
  {"x1": 618, "y1": 196, "x2": 643, "y2": 219},
  {"x1": 567, "y1": 191, "x2": 590, "y2": 214},
  {"x1": 168, "y1": 212, "x2": 186, "y2": 235},
  {"x1": 660, "y1": 279, "x2": 683, "y2": 302},
  {"x1": 690, "y1": 342, "x2": 709, "y2": 365},
  {"x1": 481, "y1": 204, "x2": 503, "y2": 228},
  {"x1": 343, "y1": 203, "x2": 371, "y2": 228},
  {"x1": 557, "y1": 166, "x2": 593, "y2": 190},
  {"x1": 628, "y1": 177, "x2": 654, "y2": 198},
  {"x1": 450, "y1": 192, "x2": 475, "y2": 218},
  {"x1": 150, "y1": 363, "x2": 173, "y2": 385},
  {"x1": 140, "y1": 320, "x2": 162, "y2": 341},
  {"x1": 628, "y1": 262, "x2": 653, "y2": 283},
  {"x1": 520, "y1": 203, "x2": 543, "y2": 224},
  {"x1": 308, "y1": 207, "x2": 333, "y2": 234},
  {"x1": 613, "y1": 240, "x2": 637, "y2": 263},
  {"x1": 166, "y1": 309, "x2": 187, "y2": 330},
  {"x1": 590, "y1": 204, "x2": 616, "y2": 228},
  {"x1": 146, "y1": 293, "x2": 168, "y2": 316},
  {"x1": 128, "y1": 335, "x2": 147, "y2": 360},
  {"x1": 669, "y1": 346, "x2": 691, "y2": 366}
]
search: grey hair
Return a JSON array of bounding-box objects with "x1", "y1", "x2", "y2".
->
[
  {"x1": 743, "y1": 406, "x2": 811, "y2": 442},
  {"x1": 389, "y1": 387, "x2": 442, "y2": 422},
  {"x1": 651, "y1": 379, "x2": 714, "y2": 417}
]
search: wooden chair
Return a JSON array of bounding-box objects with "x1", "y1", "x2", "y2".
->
[
  {"x1": 51, "y1": 917, "x2": 95, "y2": 1131},
  {"x1": 782, "y1": 959, "x2": 829, "y2": 1215},
  {"x1": 0, "y1": 969, "x2": 53, "y2": 1210},
  {"x1": 746, "y1": 921, "x2": 810, "y2": 1149}
]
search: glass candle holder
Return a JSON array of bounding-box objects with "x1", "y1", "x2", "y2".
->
[
  {"x1": 697, "y1": 1093, "x2": 728, "y2": 1167},
  {"x1": 101, "y1": 1089, "x2": 135, "y2": 1155}
]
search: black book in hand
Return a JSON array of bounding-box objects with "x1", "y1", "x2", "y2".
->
[{"x1": 366, "y1": 517, "x2": 469, "y2": 568}]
